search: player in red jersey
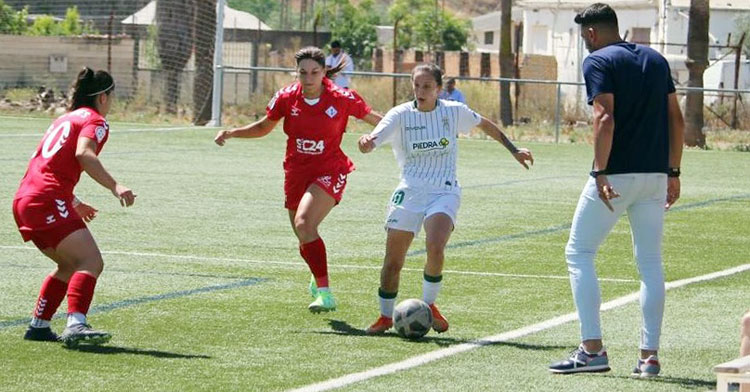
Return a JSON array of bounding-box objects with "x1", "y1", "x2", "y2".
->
[
  {"x1": 13, "y1": 67, "x2": 136, "y2": 347},
  {"x1": 214, "y1": 47, "x2": 382, "y2": 312}
]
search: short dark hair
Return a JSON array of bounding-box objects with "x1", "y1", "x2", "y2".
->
[
  {"x1": 330, "y1": 40, "x2": 341, "y2": 48},
  {"x1": 574, "y1": 3, "x2": 618, "y2": 29}
]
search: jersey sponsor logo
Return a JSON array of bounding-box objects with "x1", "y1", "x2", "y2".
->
[
  {"x1": 41, "y1": 121, "x2": 72, "y2": 159},
  {"x1": 296, "y1": 138, "x2": 325, "y2": 155},
  {"x1": 410, "y1": 137, "x2": 450, "y2": 153},
  {"x1": 405, "y1": 125, "x2": 427, "y2": 132},
  {"x1": 325, "y1": 106, "x2": 338, "y2": 118},
  {"x1": 332, "y1": 173, "x2": 346, "y2": 194},
  {"x1": 95, "y1": 125, "x2": 107, "y2": 143}
]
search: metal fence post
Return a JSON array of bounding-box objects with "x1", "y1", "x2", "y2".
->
[
  {"x1": 209, "y1": 0, "x2": 226, "y2": 127},
  {"x1": 555, "y1": 83, "x2": 561, "y2": 144}
]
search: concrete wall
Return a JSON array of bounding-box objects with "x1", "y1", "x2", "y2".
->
[{"x1": 0, "y1": 34, "x2": 136, "y2": 95}]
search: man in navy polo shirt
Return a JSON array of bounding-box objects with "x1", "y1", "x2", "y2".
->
[{"x1": 549, "y1": 3, "x2": 684, "y2": 377}]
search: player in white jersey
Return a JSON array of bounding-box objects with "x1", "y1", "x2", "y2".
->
[{"x1": 358, "y1": 63, "x2": 534, "y2": 335}]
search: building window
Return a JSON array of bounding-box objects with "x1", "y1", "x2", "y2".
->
[{"x1": 484, "y1": 31, "x2": 494, "y2": 45}]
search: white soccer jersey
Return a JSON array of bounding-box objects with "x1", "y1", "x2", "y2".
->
[{"x1": 371, "y1": 99, "x2": 482, "y2": 188}]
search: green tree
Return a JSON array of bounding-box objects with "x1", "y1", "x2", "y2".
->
[
  {"x1": 60, "y1": 6, "x2": 82, "y2": 35},
  {"x1": 389, "y1": 0, "x2": 469, "y2": 51},
  {"x1": 325, "y1": 0, "x2": 379, "y2": 67},
  {"x1": 227, "y1": 0, "x2": 279, "y2": 29},
  {"x1": 0, "y1": 1, "x2": 28, "y2": 35},
  {"x1": 29, "y1": 15, "x2": 62, "y2": 36}
]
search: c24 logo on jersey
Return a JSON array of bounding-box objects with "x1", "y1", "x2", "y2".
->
[
  {"x1": 40, "y1": 121, "x2": 72, "y2": 159},
  {"x1": 296, "y1": 138, "x2": 325, "y2": 155}
]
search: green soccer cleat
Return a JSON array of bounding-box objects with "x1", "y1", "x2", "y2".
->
[
  {"x1": 309, "y1": 275, "x2": 318, "y2": 298},
  {"x1": 308, "y1": 290, "x2": 336, "y2": 313}
]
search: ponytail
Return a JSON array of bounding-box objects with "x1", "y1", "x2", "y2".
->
[
  {"x1": 69, "y1": 67, "x2": 115, "y2": 111},
  {"x1": 294, "y1": 46, "x2": 346, "y2": 79}
]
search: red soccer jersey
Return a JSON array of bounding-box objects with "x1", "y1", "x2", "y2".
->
[
  {"x1": 15, "y1": 107, "x2": 110, "y2": 200},
  {"x1": 266, "y1": 77, "x2": 371, "y2": 174}
]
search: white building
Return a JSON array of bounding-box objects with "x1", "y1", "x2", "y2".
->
[
  {"x1": 509, "y1": 0, "x2": 750, "y2": 105},
  {"x1": 471, "y1": 9, "x2": 524, "y2": 53}
]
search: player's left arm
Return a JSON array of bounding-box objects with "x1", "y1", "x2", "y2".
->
[
  {"x1": 477, "y1": 116, "x2": 533, "y2": 169},
  {"x1": 666, "y1": 92, "x2": 684, "y2": 209},
  {"x1": 591, "y1": 93, "x2": 619, "y2": 212}
]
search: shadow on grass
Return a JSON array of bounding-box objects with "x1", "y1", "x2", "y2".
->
[
  {"x1": 65, "y1": 345, "x2": 211, "y2": 359},
  {"x1": 315, "y1": 319, "x2": 570, "y2": 350},
  {"x1": 600, "y1": 374, "x2": 715, "y2": 389}
]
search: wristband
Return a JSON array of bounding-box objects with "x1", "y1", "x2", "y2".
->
[
  {"x1": 589, "y1": 170, "x2": 606, "y2": 178},
  {"x1": 668, "y1": 167, "x2": 680, "y2": 178}
]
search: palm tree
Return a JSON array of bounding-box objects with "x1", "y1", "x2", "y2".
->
[
  {"x1": 499, "y1": 0, "x2": 513, "y2": 126},
  {"x1": 193, "y1": 0, "x2": 216, "y2": 125},
  {"x1": 685, "y1": 0, "x2": 709, "y2": 147}
]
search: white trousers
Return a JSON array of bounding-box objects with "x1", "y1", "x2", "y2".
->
[{"x1": 566, "y1": 173, "x2": 667, "y2": 350}]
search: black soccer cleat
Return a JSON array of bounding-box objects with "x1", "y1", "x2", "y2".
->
[
  {"x1": 60, "y1": 323, "x2": 112, "y2": 348},
  {"x1": 23, "y1": 326, "x2": 60, "y2": 342}
]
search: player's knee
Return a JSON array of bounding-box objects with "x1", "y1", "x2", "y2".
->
[
  {"x1": 382, "y1": 259, "x2": 404, "y2": 276},
  {"x1": 293, "y1": 216, "x2": 318, "y2": 239},
  {"x1": 741, "y1": 312, "x2": 750, "y2": 333}
]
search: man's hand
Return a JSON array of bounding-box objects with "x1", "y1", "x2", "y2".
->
[
  {"x1": 512, "y1": 148, "x2": 534, "y2": 169},
  {"x1": 666, "y1": 177, "x2": 680, "y2": 209},
  {"x1": 595, "y1": 175, "x2": 620, "y2": 212}
]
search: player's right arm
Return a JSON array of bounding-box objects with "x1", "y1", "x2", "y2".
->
[
  {"x1": 358, "y1": 107, "x2": 399, "y2": 153},
  {"x1": 75, "y1": 137, "x2": 135, "y2": 207},
  {"x1": 214, "y1": 115, "x2": 278, "y2": 146}
]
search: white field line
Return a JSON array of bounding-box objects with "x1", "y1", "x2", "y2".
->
[
  {"x1": 289, "y1": 263, "x2": 750, "y2": 392},
  {"x1": 0, "y1": 126, "x2": 218, "y2": 138},
  {"x1": 0, "y1": 245, "x2": 636, "y2": 283}
]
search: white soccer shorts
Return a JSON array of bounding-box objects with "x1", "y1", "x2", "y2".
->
[{"x1": 384, "y1": 181, "x2": 461, "y2": 235}]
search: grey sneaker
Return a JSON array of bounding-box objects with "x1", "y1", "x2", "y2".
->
[
  {"x1": 549, "y1": 345, "x2": 611, "y2": 374},
  {"x1": 60, "y1": 323, "x2": 112, "y2": 348},
  {"x1": 631, "y1": 355, "x2": 660, "y2": 378}
]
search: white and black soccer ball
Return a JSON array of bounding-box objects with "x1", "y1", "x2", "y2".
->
[{"x1": 393, "y1": 299, "x2": 433, "y2": 339}]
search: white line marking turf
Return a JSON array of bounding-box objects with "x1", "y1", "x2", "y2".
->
[
  {"x1": 289, "y1": 263, "x2": 750, "y2": 392},
  {"x1": 0, "y1": 245, "x2": 636, "y2": 283}
]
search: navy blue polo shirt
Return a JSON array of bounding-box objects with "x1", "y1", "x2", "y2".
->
[{"x1": 582, "y1": 41, "x2": 676, "y2": 175}]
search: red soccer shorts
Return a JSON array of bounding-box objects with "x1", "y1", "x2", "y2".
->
[
  {"x1": 12, "y1": 195, "x2": 87, "y2": 250},
  {"x1": 284, "y1": 166, "x2": 351, "y2": 210}
]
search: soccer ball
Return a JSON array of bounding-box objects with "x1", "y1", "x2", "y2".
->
[{"x1": 393, "y1": 299, "x2": 433, "y2": 339}]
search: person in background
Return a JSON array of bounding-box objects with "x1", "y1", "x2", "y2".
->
[
  {"x1": 325, "y1": 40, "x2": 354, "y2": 89},
  {"x1": 438, "y1": 77, "x2": 466, "y2": 104}
]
